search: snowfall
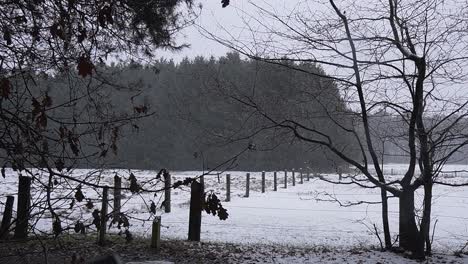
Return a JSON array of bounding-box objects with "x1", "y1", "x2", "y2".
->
[{"x1": 1, "y1": 164, "x2": 467, "y2": 263}]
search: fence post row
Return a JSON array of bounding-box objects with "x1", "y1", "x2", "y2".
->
[
  {"x1": 164, "y1": 172, "x2": 171, "y2": 213},
  {"x1": 113, "y1": 175, "x2": 122, "y2": 217},
  {"x1": 292, "y1": 169, "x2": 296, "y2": 186},
  {"x1": 151, "y1": 216, "x2": 161, "y2": 251},
  {"x1": 261, "y1": 171, "x2": 266, "y2": 193},
  {"x1": 273, "y1": 171, "x2": 277, "y2": 191},
  {"x1": 0, "y1": 196, "x2": 14, "y2": 239},
  {"x1": 188, "y1": 181, "x2": 203, "y2": 241},
  {"x1": 98, "y1": 186, "x2": 109, "y2": 246},
  {"x1": 225, "y1": 174, "x2": 231, "y2": 202},
  {"x1": 245, "y1": 173, "x2": 250, "y2": 198},
  {"x1": 284, "y1": 171, "x2": 287, "y2": 189},
  {"x1": 14, "y1": 176, "x2": 31, "y2": 239},
  {"x1": 200, "y1": 175, "x2": 205, "y2": 190}
]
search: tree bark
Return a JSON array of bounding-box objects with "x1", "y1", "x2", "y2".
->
[
  {"x1": 399, "y1": 189, "x2": 424, "y2": 259},
  {"x1": 421, "y1": 181, "x2": 433, "y2": 255},
  {"x1": 380, "y1": 188, "x2": 391, "y2": 249}
]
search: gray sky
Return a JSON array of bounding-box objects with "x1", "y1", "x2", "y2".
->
[
  {"x1": 157, "y1": 0, "x2": 234, "y2": 61},
  {"x1": 158, "y1": 0, "x2": 303, "y2": 61}
]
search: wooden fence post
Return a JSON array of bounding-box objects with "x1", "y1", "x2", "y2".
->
[
  {"x1": 14, "y1": 176, "x2": 31, "y2": 239},
  {"x1": 225, "y1": 174, "x2": 231, "y2": 202},
  {"x1": 273, "y1": 172, "x2": 277, "y2": 191},
  {"x1": 188, "y1": 181, "x2": 202, "y2": 241},
  {"x1": 98, "y1": 186, "x2": 108, "y2": 246},
  {"x1": 307, "y1": 172, "x2": 310, "y2": 181},
  {"x1": 164, "y1": 172, "x2": 171, "y2": 213},
  {"x1": 151, "y1": 216, "x2": 161, "y2": 251},
  {"x1": 284, "y1": 171, "x2": 287, "y2": 189},
  {"x1": 0, "y1": 196, "x2": 14, "y2": 239},
  {"x1": 245, "y1": 173, "x2": 250, "y2": 197},
  {"x1": 113, "y1": 175, "x2": 121, "y2": 217},
  {"x1": 292, "y1": 169, "x2": 296, "y2": 186},
  {"x1": 261, "y1": 171, "x2": 266, "y2": 193}
]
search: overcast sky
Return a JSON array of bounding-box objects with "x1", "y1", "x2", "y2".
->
[{"x1": 158, "y1": 0, "x2": 303, "y2": 61}]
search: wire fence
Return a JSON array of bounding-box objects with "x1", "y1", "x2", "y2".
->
[
  {"x1": 1, "y1": 169, "x2": 467, "y2": 251},
  {"x1": 367, "y1": 167, "x2": 468, "y2": 178}
]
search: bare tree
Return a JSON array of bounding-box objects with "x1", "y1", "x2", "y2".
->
[{"x1": 208, "y1": 0, "x2": 468, "y2": 259}]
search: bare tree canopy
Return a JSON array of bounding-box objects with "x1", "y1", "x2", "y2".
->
[{"x1": 210, "y1": 0, "x2": 468, "y2": 259}]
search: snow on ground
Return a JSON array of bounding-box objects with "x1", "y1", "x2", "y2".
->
[{"x1": 0, "y1": 164, "x2": 467, "y2": 255}]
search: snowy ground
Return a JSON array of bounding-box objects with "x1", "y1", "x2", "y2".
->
[
  {"x1": 157, "y1": 169, "x2": 468, "y2": 252},
  {"x1": 0, "y1": 164, "x2": 467, "y2": 256}
]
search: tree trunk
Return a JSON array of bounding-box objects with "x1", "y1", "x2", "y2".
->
[
  {"x1": 380, "y1": 188, "x2": 391, "y2": 249},
  {"x1": 421, "y1": 182, "x2": 433, "y2": 255},
  {"x1": 399, "y1": 189, "x2": 424, "y2": 259}
]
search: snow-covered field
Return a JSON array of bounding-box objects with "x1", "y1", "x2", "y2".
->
[{"x1": 0, "y1": 164, "x2": 467, "y2": 254}]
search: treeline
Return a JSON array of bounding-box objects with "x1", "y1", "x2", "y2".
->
[
  {"x1": 47, "y1": 53, "x2": 358, "y2": 171},
  {"x1": 368, "y1": 113, "x2": 468, "y2": 164}
]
